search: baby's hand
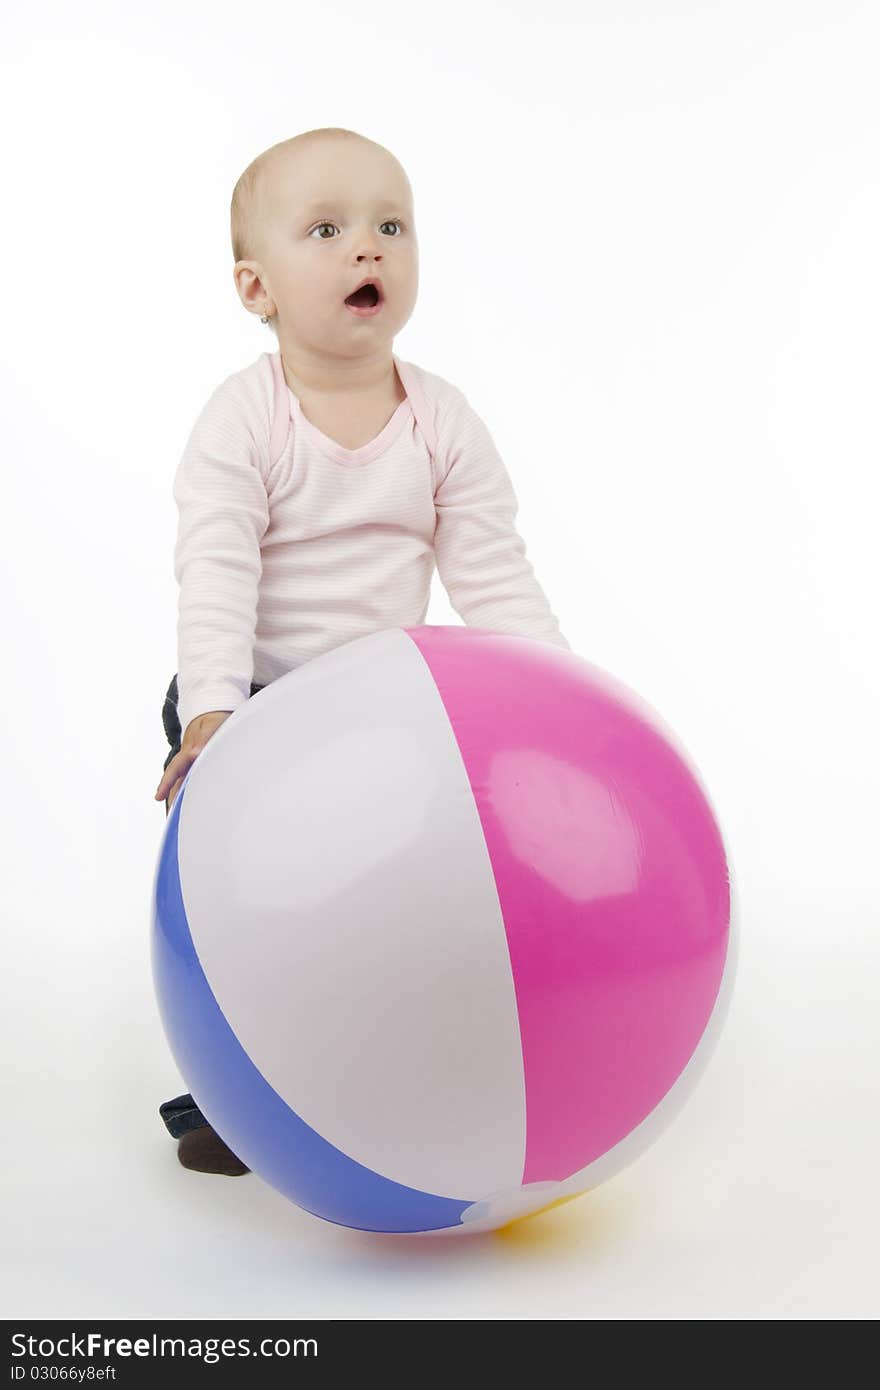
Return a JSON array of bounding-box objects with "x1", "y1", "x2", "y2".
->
[{"x1": 155, "y1": 710, "x2": 233, "y2": 810}]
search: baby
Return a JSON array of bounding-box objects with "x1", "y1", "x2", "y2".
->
[{"x1": 154, "y1": 126, "x2": 571, "y2": 1175}]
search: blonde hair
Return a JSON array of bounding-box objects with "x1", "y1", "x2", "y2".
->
[{"x1": 234, "y1": 125, "x2": 404, "y2": 258}]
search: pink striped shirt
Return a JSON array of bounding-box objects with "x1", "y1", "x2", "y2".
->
[{"x1": 172, "y1": 349, "x2": 570, "y2": 734}]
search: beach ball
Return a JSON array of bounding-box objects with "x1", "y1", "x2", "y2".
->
[{"x1": 151, "y1": 625, "x2": 737, "y2": 1236}]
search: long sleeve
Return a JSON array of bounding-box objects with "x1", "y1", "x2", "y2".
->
[
  {"x1": 172, "y1": 376, "x2": 271, "y2": 734},
  {"x1": 432, "y1": 386, "x2": 571, "y2": 650}
]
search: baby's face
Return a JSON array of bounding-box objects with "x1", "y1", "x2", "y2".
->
[{"x1": 246, "y1": 141, "x2": 418, "y2": 358}]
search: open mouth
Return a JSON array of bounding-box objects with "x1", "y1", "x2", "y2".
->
[{"x1": 344, "y1": 282, "x2": 381, "y2": 308}]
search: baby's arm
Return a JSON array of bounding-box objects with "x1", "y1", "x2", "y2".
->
[
  {"x1": 171, "y1": 374, "x2": 270, "y2": 735},
  {"x1": 157, "y1": 374, "x2": 270, "y2": 803},
  {"x1": 432, "y1": 386, "x2": 570, "y2": 650}
]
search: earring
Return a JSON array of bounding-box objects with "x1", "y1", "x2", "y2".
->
[{"x1": 260, "y1": 309, "x2": 272, "y2": 324}]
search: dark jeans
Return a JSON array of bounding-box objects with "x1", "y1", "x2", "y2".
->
[{"x1": 159, "y1": 671, "x2": 265, "y2": 1139}]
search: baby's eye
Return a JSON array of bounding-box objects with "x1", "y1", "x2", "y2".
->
[{"x1": 307, "y1": 219, "x2": 405, "y2": 240}]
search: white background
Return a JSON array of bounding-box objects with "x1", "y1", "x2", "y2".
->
[{"x1": 2, "y1": 0, "x2": 878, "y2": 1321}]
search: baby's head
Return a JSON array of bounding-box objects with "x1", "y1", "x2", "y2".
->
[{"x1": 231, "y1": 127, "x2": 418, "y2": 360}]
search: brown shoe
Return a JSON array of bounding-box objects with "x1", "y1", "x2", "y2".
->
[{"x1": 177, "y1": 1124, "x2": 250, "y2": 1176}]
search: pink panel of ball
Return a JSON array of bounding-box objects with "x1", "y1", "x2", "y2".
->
[{"x1": 406, "y1": 626, "x2": 731, "y2": 1183}]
